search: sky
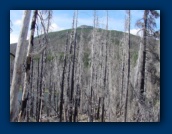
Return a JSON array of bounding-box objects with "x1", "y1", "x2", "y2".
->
[{"x1": 10, "y1": 10, "x2": 160, "y2": 44}]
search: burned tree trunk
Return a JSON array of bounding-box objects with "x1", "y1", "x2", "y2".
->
[
  {"x1": 101, "y1": 97, "x2": 104, "y2": 122},
  {"x1": 96, "y1": 97, "x2": 101, "y2": 120},
  {"x1": 59, "y1": 31, "x2": 69, "y2": 122},
  {"x1": 10, "y1": 10, "x2": 31, "y2": 122},
  {"x1": 18, "y1": 10, "x2": 38, "y2": 122},
  {"x1": 36, "y1": 59, "x2": 40, "y2": 122},
  {"x1": 68, "y1": 10, "x2": 78, "y2": 122},
  {"x1": 124, "y1": 10, "x2": 130, "y2": 122}
]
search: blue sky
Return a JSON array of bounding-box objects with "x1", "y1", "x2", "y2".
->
[{"x1": 10, "y1": 10, "x2": 160, "y2": 44}]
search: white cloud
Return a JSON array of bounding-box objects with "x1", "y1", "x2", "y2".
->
[
  {"x1": 14, "y1": 19, "x2": 22, "y2": 26},
  {"x1": 130, "y1": 29, "x2": 140, "y2": 35},
  {"x1": 50, "y1": 23, "x2": 64, "y2": 32},
  {"x1": 129, "y1": 29, "x2": 143, "y2": 36}
]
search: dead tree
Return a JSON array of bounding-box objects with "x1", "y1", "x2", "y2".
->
[
  {"x1": 10, "y1": 10, "x2": 31, "y2": 122},
  {"x1": 124, "y1": 10, "x2": 131, "y2": 122},
  {"x1": 101, "y1": 10, "x2": 109, "y2": 122},
  {"x1": 18, "y1": 10, "x2": 52, "y2": 122},
  {"x1": 68, "y1": 10, "x2": 78, "y2": 122},
  {"x1": 88, "y1": 10, "x2": 96, "y2": 122},
  {"x1": 59, "y1": 31, "x2": 69, "y2": 122},
  {"x1": 18, "y1": 10, "x2": 38, "y2": 122}
]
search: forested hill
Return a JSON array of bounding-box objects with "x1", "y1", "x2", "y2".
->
[
  {"x1": 10, "y1": 25, "x2": 141, "y2": 58},
  {"x1": 10, "y1": 25, "x2": 160, "y2": 122}
]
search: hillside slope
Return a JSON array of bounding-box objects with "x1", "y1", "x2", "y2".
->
[{"x1": 10, "y1": 26, "x2": 160, "y2": 122}]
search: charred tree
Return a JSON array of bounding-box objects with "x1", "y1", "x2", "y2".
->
[
  {"x1": 10, "y1": 10, "x2": 31, "y2": 122},
  {"x1": 124, "y1": 10, "x2": 131, "y2": 122},
  {"x1": 18, "y1": 10, "x2": 38, "y2": 122},
  {"x1": 59, "y1": 31, "x2": 69, "y2": 122}
]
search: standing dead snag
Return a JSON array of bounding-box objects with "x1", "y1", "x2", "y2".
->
[
  {"x1": 10, "y1": 10, "x2": 31, "y2": 122},
  {"x1": 36, "y1": 58, "x2": 40, "y2": 122},
  {"x1": 68, "y1": 10, "x2": 78, "y2": 122},
  {"x1": 29, "y1": 59, "x2": 34, "y2": 118},
  {"x1": 101, "y1": 10, "x2": 109, "y2": 122},
  {"x1": 124, "y1": 10, "x2": 130, "y2": 122},
  {"x1": 18, "y1": 10, "x2": 38, "y2": 122},
  {"x1": 59, "y1": 31, "x2": 69, "y2": 122},
  {"x1": 18, "y1": 10, "x2": 52, "y2": 122},
  {"x1": 88, "y1": 10, "x2": 96, "y2": 122}
]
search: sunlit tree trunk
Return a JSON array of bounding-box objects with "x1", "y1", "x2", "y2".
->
[
  {"x1": 10, "y1": 10, "x2": 31, "y2": 122},
  {"x1": 18, "y1": 10, "x2": 38, "y2": 122}
]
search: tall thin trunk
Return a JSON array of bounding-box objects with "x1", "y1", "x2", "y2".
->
[
  {"x1": 18, "y1": 10, "x2": 38, "y2": 122},
  {"x1": 36, "y1": 59, "x2": 40, "y2": 122},
  {"x1": 53, "y1": 83, "x2": 57, "y2": 115},
  {"x1": 48, "y1": 61, "x2": 52, "y2": 117},
  {"x1": 88, "y1": 10, "x2": 96, "y2": 122},
  {"x1": 101, "y1": 10, "x2": 108, "y2": 122},
  {"x1": 134, "y1": 10, "x2": 148, "y2": 102},
  {"x1": 10, "y1": 10, "x2": 31, "y2": 122},
  {"x1": 73, "y1": 84, "x2": 80, "y2": 122},
  {"x1": 120, "y1": 51, "x2": 125, "y2": 108},
  {"x1": 97, "y1": 97, "x2": 101, "y2": 120},
  {"x1": 59, "y1": 31, "x2": 69, "y2": 122},
  {"x1": 140, "y1": 10, "x2": 148, "y2": 96},
  {"x1": 101, "y1": 97, "x2": 104, "y2": 122},
  {"x1": 124, "y1": 10, "x2": 130, "y2": 122},
  {"x1": 69, "y1": 10, "x2": 78, "y2": 122},
  {"x1": 38, "y1": 51, "x2": 45, "y2": 122},
  {"x1": 30, "y1": 59, "x2": 34, "y2": 118}
]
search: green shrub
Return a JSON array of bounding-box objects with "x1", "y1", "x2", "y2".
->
[
  {"x1": 33, "y1": 55, "x2": 40, "y2": 61},
  {"x1": 59, "y1": 52, "x2": 65, "y2": 63},
  {"x1": 131, "y1": 51, "x2": 138, "y2": 66},
  {"x1": 47, "y1": 54, "x2": 54, "y2": 61},
  {"x1": 83, "y1": 52, "x2": 90, "y2": 68}
]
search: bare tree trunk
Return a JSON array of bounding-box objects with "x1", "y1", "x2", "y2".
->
[
  {"x1": 140, "y1": 10, "x2": 148, "y2": 97},
  {"x1": 18, "y1": 10, "x2": 38, "y2": 122},
  {"x1": 73, "y1": 84, "x2": 80, "y2": 122},
  {"x1": 38, "y1": 51, "x2": 45, "y2": 122},
  {"x1": 88, "y1": 10, "x2": 96, "y2": 122},
  {"x1": 134, "y1": 10, "x2": 148, "y2": 102},
  {"x1": 10, "y1": 10, "x2": 31, "y2": 122},
  {"x1": 101, "y1": 97, "x2": 104, "y2": 122},
  {"x1": 101, "y1": 10, "x2": 109, "y2": 122},
  {"x1": 48, "y1": 60, "x2": 52, "y2": 117},
  {"x1": 36, "y1": 59, "x2": 40, "y2": 122},
  {"x1": 59, "y1": 31, "x2": 69, "y2": 122},
  {"x1": 96, "y1": 97, "x2": 101, "y2": 120},
  {"x1": 68, "y1": 10, "x2": 78, "y2": 122},
  {"x1": 120, "y1": 51, "x2": 125, "y2": 110},
  {"x1": 133, "y1": 11, "x2": 149, "y2": 122},
  {"x1": 30, "y1": 59, "x2": 34, "y2": 119},
  {"x1": 124, "y1": 10, "x2": 130, "y2": 122}
]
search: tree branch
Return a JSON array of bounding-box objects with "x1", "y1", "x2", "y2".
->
[{"x1": 10, "y1": 53, "x2": 15, "y2": 58}]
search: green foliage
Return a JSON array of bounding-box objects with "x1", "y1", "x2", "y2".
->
[
  {"x1": 131, "y1": 51, "x2": 138, "y2": 66},
  {"x1": 47, "y1": 54, "x2": 54, "y2": 61},
  {"x1": 19, "y1": 86, "x2": 22, "y2": 91},
  {"x1": 44, "y1": 89, "x2": 49, "y2": 93},
  {"x1": 33, "y1": 55, "x2": 40, "y2": 61},
  {"x1": 83, "y1": 52, "x2": 90, "y2": 68},
  {"x1": 59, "y1": 52, "x2": 65, "y2": 63}
]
